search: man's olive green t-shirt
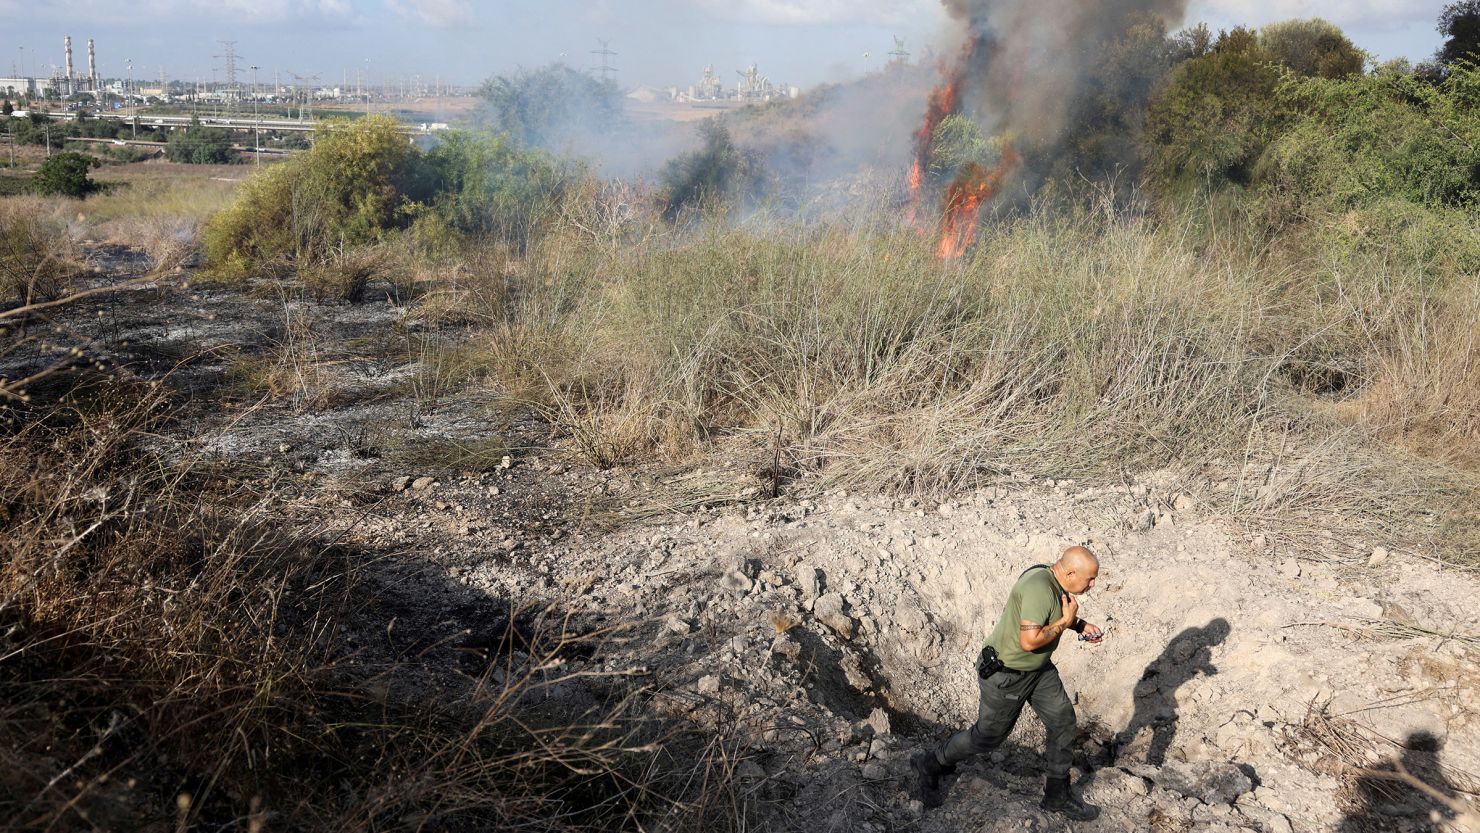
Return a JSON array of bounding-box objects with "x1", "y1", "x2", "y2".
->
[{"x1": 985, "y1": 567, "x2": 1065, "y2": 671}]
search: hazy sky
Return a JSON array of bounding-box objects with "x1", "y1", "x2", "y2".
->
[{"x1": 0, "y1": 0, "x2": 1452, "y2": 90}]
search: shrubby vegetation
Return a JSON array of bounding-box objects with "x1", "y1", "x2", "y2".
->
[
  {"x1": 32, "y1": 151, "x2": 101, "y2": 198},
  {"x1": 424, "y1": 130, "x2": 574, "y2": 243},
  {"x1": 475, "y1": 63, "x2": 623, "y2": 150},
  {"x1": 1259, "y1": 18, "x2": 1365, "y2": 79},
  {"x1": 203, "y1": 115, "x2": 576, "y2": 292},
  {"x1": 926, "y1": 114, "x2": 1001, "y2": 182},
  {"x1": 165, "y1": 118, "x2": 235, "y2": 164},
  {"x1": 657, "y1": 122, "x2": 764, "y2": 220}
]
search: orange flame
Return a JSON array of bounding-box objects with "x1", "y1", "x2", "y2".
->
[
  {"x1": 907, "y1": 45, "x2": 973, "y2": 229},
  {"x1": 906, "y1": 35, "x2": 1017, "y2": 259},
  {"x1": 935, "y1": 147, "x2": 1018, "y2": 260}
]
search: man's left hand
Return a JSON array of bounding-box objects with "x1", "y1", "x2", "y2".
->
[{"x1": 1080, "y1": 623, "x2": 1104, "y2": 644}]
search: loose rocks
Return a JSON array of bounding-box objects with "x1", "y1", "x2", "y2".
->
[
  {"x1": 841, "y1": 653, "x2": 872, "y2": 692},
  {"x1": 865, "y1": 708, "x2": 891, "y2": 738},
  {"x1": 796, "y1": 564, "x2": 823, "y2": 599},
  {"x1": 1129, "y1": 760, "x2": 1254, "y2": 805},
  {"x1": 813, "y1": 593, "x2": 855, "y2": 637},
  {"x1": 770, "y1": 633, "x2": 802, "y2": 662}
]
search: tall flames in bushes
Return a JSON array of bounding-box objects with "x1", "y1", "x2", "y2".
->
[
  {"x1": 909, "y1": 0, "x2": 1188, "y2": 257},
  {"x1": 906, "y1": 34, "x2": 1021, "y2": 259}
]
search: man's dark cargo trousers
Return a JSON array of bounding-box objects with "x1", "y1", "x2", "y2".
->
[{"x1": 932, "y1": 663, "x2": 1076, "y2": 777}]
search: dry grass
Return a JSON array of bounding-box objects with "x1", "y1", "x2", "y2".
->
[
  {"x1": 0, "y1": 385, "x2": 743, "y2": 832},
  {"x1": 0, "y1": 197, "x2": 83, "y2": 303},
  {"x1": 382, "y1": 434, "x2": 511, "y2": 472},
  {"x1": 227, "y1": 317, "x2": 331, "y2": 410},
  {"x1": 300, "y1": 243, "x2": 396, "y2": 303},
  {"x1": 80, "y1": 161, "x2": 241, "y2": 225},
  {"x1": 418, "y1": 203, "x2": 1479, "y2": 563},
  {"x1": 1348, "y1": 285, "x2": 1480, "y2": 470},
  {"x1": 1285, "y1": 703, "x2": 1479, "y2": 832}
]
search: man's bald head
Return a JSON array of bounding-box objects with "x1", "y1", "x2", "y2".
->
[
  {"x1": 1059, "y1": 546, "x2": 1099, "y2": 572},
  {"x1": 1053, "y1": 546, "x2": 1100, "y2": 594}
]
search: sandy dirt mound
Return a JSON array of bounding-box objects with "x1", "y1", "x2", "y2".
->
[{"x1": 380, "y1": 467, "x2": 1478, "y2": 832}]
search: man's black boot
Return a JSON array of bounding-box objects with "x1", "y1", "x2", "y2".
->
[
  {"x1": 910, "y1": 750, "x2": 956, "y2": 809},
  {"x1": 1041, "y1": 776, "x2": 1100, "y2": 821}
]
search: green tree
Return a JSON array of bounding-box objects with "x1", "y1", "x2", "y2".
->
[
  {"x1": 658, "y1": 122, "x2": 763, "y2": 220},
  {"x1": 33, "y1": 152, "x2": 100, "y2": 198},
  {"x1": 166, "y1": 118, "x2": 234, "y2": 164},
  {"x1": 1058, "y1": 14, "x2": 1176, "y2": 179},
  {"x1": 1438, "y1": 0, "x2": 1480, "y2": 65},
  {"x1": 1144, "y1": 28, "x2": 1285, "y2": 187},
  {"x1": 1260, "y1": 19, "x2": 1366, "y2": 78},
  {"x1": 1170, "y1": 23, "x2": 1214, "y2": 63},
  {"x1": 424, "y1": 131, "x2": 574, "y2": 246},
  {"x1": 475, "y1": 64, "x2": 623, "y2": 150}
]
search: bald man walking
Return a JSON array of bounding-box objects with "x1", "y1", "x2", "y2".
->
[{"x1": 912, "y1": 547, "x2": 1104, "y2": 820}]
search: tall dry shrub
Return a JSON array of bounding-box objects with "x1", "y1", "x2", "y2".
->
[
  {"x1": 1355, "y1": 288, "x2": 1480, "y2": 468},
  {"x1": 0, "y1": 197, "x2": 79, "y2": 303}
]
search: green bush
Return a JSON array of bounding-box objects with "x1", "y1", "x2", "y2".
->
[
  {"x1": 1259, "y1": 63, "x2": 1480, "y2": 211},
  {"x1": 203, "y1": 116, "x2": 421, "y2": 278},
  {"x1": 423, "y1": 131, "x2": 576, "y2": 247},
  {"x1": 1145, "y1": 28, "x2": 1284, "y2": 187},
  {"x1": 927, "y1": 114, "x2": 1000, "y2": 181},
  {"x1": 658, "y1": 122, "x2": 763, "y2": 221},
  {"x1": 475, "y1": 64, "x2": 623, "y2": 150},
  {"x1": 166, "y1": 120, "x2": 235, "y2": 164},
  {"x1": 33, "y1": 151, "x2": 100, "y2": 198},
  {"x1": 204, "y1": 117, "x2": 580, "y2": 284},
  {"x1": 1260, "y1": 19, "x2": 1366, "y2": 79}
]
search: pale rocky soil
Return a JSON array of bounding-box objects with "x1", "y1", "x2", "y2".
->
[{"x1": 8, "y1": 248, "x2": 1478, "y2": 833}]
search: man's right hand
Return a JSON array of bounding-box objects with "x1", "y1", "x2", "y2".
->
[{"x1": 1060, "y1": 592, "x2": 1079, "y2": 629}]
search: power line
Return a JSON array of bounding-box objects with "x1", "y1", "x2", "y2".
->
[
  {"x1": 591, "y1": 39, "x2": 617, "y2": 83},
  {"x1": 214, "y1": 40, "x2": 240, "y2": 114}
]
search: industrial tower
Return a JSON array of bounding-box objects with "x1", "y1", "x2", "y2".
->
[
  {"x1": 64, "y1": 35, "x2": 74, "y2": 95},
  {"x1": 592, "y1": 39, "x2": 617, "y2": 83}
]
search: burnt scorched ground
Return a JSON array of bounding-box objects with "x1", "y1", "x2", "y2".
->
[{"x1": 5, "y1": 247, "x2": 1478, "y2": 833}]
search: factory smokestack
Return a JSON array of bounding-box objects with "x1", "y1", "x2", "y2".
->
[
  {"x1": 87, "y1": 38, "x2": 97, "y2": 92},
  {"x1": 64, "y1": 35, "x2": 74, "y2": 88}
]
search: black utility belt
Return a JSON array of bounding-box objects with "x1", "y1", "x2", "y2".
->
[{"x1": 975, "y1": 646, "x2": 1042, "y2": 679}]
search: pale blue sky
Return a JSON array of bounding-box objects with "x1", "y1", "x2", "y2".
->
[{"x1": 0, "y1": 0, "x2": 1452, "y2": 90}]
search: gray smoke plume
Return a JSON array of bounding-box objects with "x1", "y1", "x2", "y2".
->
[
  {"x1": 940, "y1": 0, "x2": 1189, "y2": 127},
  {"x1": 938, "y1": 0, "x2": 1188, "y2": 167}
]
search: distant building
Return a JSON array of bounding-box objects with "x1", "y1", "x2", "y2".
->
[
  {"x1": 0, "y1": 77, "x2": 47, "y2": 97},
  {"x1": 672, "y1": 63, "x2": 796, "y2": 105}
]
